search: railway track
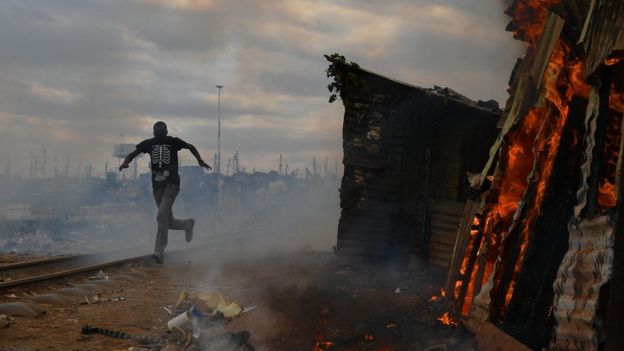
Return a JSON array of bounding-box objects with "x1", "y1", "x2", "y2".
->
[
  {"x1": 0, "y1": 229, "x2": 253, "y2": 291},
  {"x1": 0, "y1": 245, "x2": 154, "y2": 285}
]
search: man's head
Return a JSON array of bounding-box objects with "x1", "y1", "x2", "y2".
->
[{"x1": 153, "y1": 121, "x2": 168, "y2": 138}]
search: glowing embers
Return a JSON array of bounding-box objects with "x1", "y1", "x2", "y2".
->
[
  {"x1": 312, "y1": 307, "x2": 395, "y2": 351},
  {"x1": 429, "y1": 288, "x2": 445, "y2": 302},
  {"x1": 437, "y1": 312, "x2": 458, "y2": 327}
]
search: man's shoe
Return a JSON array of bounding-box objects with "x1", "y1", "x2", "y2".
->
[
  {"x1": 152, "y1": 251, "x2": 163, "y2": 264},
  {"x1": 185, "y1": 219, "x2": 195, "y2": 243}
]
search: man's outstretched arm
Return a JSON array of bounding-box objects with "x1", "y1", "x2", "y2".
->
[
  {"x1": 119, "y1": 148, "x2": 142, "y2": 171},
  {"x1": 186, "y1": 143, "x2": 212, "y2": 170}
]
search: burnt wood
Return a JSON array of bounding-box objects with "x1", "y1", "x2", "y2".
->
[
  {"x1": 498, "y1": 97, "x2": 585, "y2": 349},
  {"x1": 585, "y1": 70, "x2": 612, "y2": 216},
  {"x1": 332, "y1": 60, "x2": 500, "y2": 262}
]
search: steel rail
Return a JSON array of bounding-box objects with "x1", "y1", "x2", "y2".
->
[
  {"x1": 0, "y1": 230, "x2": 253, "y2": 290},
  {"x1": 0, "y1": 239, "x2": 191, "y2": 271},
  {"x1": 0, "y1": 254, "x2": 153, "y2": 289},
  {"x1": 0, "y1": 254, "x2": 79, "y2": 271}
]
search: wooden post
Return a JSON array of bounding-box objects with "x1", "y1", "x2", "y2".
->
[
  {"x1": 420, "y1": 147, "x2": 432, "y2": 259},
  {"x1": 445, "y1": 200, "x2": 479, "y2": 295}
]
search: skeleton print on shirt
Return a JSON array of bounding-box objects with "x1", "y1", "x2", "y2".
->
[
  {"x1": 136, "y1": 136, "x2": 188, "y2": 188},
  {"x1": 151, "y1": 145, "x2": 172, "y2": 168},
  {"x1": 151, "y1": 145, "x2": 172, "y2": 181}
]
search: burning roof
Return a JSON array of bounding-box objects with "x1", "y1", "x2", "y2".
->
[{"x1": 450, "y1": 1, "x2": 624, "y2": 350}]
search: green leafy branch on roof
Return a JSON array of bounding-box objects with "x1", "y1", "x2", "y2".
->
[{"x1": 324, "y1": 53, "x2": 363, "y2": 103}]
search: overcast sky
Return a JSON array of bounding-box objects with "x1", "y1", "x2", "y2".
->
[{"x1": 0, "y1": 0, "x2": 522, "y2": 177}]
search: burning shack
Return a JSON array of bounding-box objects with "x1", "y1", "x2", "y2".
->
[
  {"x1": 446, "y1": 1, "x2": 624, "y2": 350},
  {"x1": 326, "y1": 55, "x2": 501, "y2": 266}
]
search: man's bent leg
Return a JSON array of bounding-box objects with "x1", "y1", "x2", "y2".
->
[
  {"x1": 164, "y1": 186, "x2": 194, "y2": 242},
  {"x1": 168, "y1": 216, "x2": 194, "y2": 243}
]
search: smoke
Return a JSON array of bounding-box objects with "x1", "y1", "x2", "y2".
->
[{"x1": 0, "y1": 165, "x2": 340, "y2": 257}]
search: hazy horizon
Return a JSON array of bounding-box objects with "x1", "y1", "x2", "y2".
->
[{"x1": 0, "y1": 0, "x2": 523, "y2": 177}]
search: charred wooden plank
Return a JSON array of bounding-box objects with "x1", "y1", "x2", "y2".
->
[
  {"x1": 605, "y1": 90, "x2": 624, "y2": 351},
  {"x1": 499, "y1": 97, "x2": 584, "y2": 349}
]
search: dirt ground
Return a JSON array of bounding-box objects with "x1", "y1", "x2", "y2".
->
[{"x1": 0, "y1": 248, "x2": 475, "y2": 351}]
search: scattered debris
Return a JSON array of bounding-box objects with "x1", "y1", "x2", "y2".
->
[
  {"x1": 174, "y1": 291, "x2": 189, "y2": 310},
  {"x1": 193, "y1": 292, "x2": 242, "y2": 318},
  {"x1": 163, "y1": 305, "x2": 173, "y2": 315},
  {"x1": 241, "y1": 305, "x2": 258, "y2": 314},
  {"x1": 81, "y1": 324, "x2": 162, "y2": 345},
  {"x1": 4, "y1": 293, "x2": 18, "y2": 299},
  {"x1": 88, "y1": 270, "x2": 108, "y2": 281},
  {"x1": 167, "y1": 310, "x2": 192, "y2": 331}
]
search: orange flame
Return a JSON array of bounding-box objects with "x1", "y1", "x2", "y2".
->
[
  {"x1": 504, "y1": 42, "x2": 584, "y2": 306},
  {"x1": 457, "y1": 26, "x2": 594, "y2": 317},
  {"x1": 605, "y1": 58, "x2": 622, "y2": 66},
  {"x1": 598, "y1": 181, "x2": 617, "y2": 208},
  {"x1": 598, "y1": 92, "x2": 622, "y2": 210},
  {"x1": 437, "y1": 312, "x2": 458, "y2": 326},
  {"x1": 506, "y1": 0, "x2": 561, "y2": 46},
  {"x1": 454, "y1": 280, "x2": 462, "y2": 300}
]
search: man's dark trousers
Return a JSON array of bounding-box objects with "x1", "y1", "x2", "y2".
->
[{"x1": 152, "y1": 183, "x2": 192, "y2": 255}]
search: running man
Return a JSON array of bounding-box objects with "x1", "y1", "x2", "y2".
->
[{"x1": 119, "y1": 121, "x2": 211, "y2": 263}]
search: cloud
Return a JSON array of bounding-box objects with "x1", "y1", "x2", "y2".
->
[
  {"x1": 28, "y1": 82, "x2": 79, "y2": 104},
  {"x1": 0, "y1": 0, "x2": 522, "y2": 175}
]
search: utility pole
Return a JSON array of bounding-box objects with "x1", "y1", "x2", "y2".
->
[
  {"x1": 234, "y1": 151, "x2": 240, "y2": 174},
  {"x1": 279, "y1": 154, "x2": 283, "y2": 175},
  {"x1": 64, "y1": 154, "x2": 70, "y2": 177},
  {"x1": 30, "y1": 151, "x2": 35, "y2": 177},
  {"x1": 42, "y1": 147, "x2": 47, "y2": 178},
  {"x1": 324, "y1": 157, "x2": 329, "y2": 178},
  {"x1": 216, "y1": 85, "x2": 223, "y2": 175}
]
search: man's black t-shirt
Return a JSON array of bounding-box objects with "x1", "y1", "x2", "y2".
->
[{"x1": 136, "y1": 136, "x2": 189, "y2": 188}]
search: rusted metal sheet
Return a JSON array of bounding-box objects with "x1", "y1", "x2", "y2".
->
[{"x1": 551, "y1": 215, "x2": 614, "y2": 350}]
